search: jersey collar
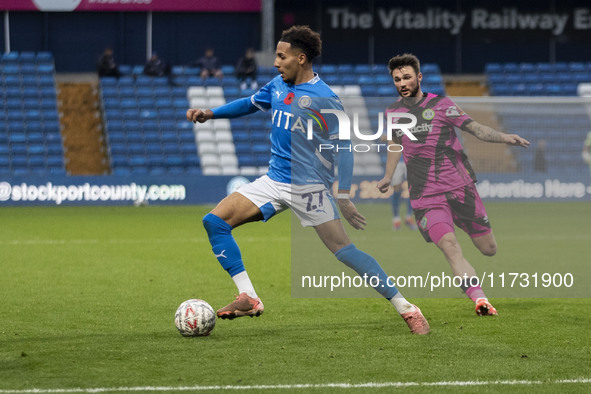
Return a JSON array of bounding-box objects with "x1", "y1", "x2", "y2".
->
[{"x1": 308, "y1": 73, "x2": 320, "y2": 84}]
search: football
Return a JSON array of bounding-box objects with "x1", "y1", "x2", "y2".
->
[{"x1": 174, "y1": 299, "x2": 216, "y2": 337}]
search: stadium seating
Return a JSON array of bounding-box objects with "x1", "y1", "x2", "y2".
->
[
  {"x1": 486, "y1": 62, "x2": 591, "y2": 96},
  {"x1": 103, "y1": 61, "x2": 446, "y2": 176},
  {"x1": 0, "y1": 51, "x2": 66, "y2": 176},
  {"x1": 101, "y1": 75, "x2": 201, "y2": 176},
  {"x1": 483, "y1": 62, "x2": 591, "y2": 174},
  {"x1": 494, "y1": 102, "x2": 591, "y2": 174}
]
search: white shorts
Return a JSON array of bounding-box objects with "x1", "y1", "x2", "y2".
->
[
  {"x1": 391, "y1": 161, "x2": 407, "y2": 186},
  {"x1": 236, "y1": 175, "x2": 340, "y2": 227}
]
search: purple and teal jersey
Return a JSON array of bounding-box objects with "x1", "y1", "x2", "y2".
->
[
  {"x1": 386, "y1": 93, "x2": 476, "y2": 199},
  {"x1": 250, "y1": 74, "x2": 344, "y2": 187}
]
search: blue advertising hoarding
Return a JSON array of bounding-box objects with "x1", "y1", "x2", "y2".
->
[{"x1": 1, "y1": 173, "x2": 590, "y2": 206}]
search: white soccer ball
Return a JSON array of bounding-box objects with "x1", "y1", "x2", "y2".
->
[{"x1": 175, "y1": 299, "x2": 216, "y2": 337}]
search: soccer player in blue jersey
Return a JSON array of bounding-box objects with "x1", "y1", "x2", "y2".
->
[{"x1": 187, "y1": 26, "x2": 429, "y2": 334}]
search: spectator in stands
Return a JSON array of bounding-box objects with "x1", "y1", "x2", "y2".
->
[
  {"x1": 143, "y1": 52, "x2": 171, "y2": 77},
  {"x1": 583, "y1": 131, "x2": 591, "y2": 178},
  {"x1": 534, "y1": 139, "x2": 547, "y2": 173},
  {"x1": 195, "y1": 47, "x2": 223, "y2": 80},
  {"x1": 236, "y1": 47, "x2": 258, "y2": 90},
  {"x1": 97, "y1": 47, "x2": 120, "y2": 78}
]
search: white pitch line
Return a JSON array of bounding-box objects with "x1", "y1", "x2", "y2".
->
[
  {"x1": 0, "y1": 237, "x2": 289, "y2": 246},
  {"x1": 0, "y1": 233, "x2": 588, "y2": 247},
  {"x1": 0, "y1": 378, "x2": 589, "y2": 393}
]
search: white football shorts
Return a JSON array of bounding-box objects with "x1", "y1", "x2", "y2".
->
[
  {"x1": 235, "y1": 175, "x2": 340, "y2": 227},
  {"x1": 391, "y1": 160, "x2": 407, "y2": 186}
]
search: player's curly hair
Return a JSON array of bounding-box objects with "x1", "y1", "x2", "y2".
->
[
  {"x1": 388, "y1": 53, "x2": 421, "y2": 76},
  {"x1": 280, "y1": 25, "x2": 322, "y2": 62}
]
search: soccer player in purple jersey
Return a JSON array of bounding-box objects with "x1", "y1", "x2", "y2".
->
[
  {"x1": 377, "y1": 53, "x2": 530, "y2": 316},
  {"x1": 187, "y1": 28, "x2": 429, "y2": 334}
]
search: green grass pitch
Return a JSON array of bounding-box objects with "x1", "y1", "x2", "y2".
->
[{"x1": 0, "y1": 202, "x2": 589, "y2": 393}]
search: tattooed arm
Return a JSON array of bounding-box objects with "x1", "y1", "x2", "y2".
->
[{"x1": 461, "y1": 120, "x2": 530, "y2": 148}]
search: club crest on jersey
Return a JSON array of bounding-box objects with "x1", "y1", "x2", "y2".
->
[
  {"x1": 422, "y1": 109, "x2": 435, "y2": 120},
  {"x1": 298, "y1": 95, "x2": 312, "y2": 109}
]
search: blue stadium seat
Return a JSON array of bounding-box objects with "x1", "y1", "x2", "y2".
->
[
  {"x1": 553, "y1": 62, "x2": 569, "y2": 72},
  {"x1": 118, "y1": 64, "x2": 132, "y2": 75},
  {"x1": 38, "y1": 75, "x2": 55, "y2": 87},
  {"x1": 157, "y1": 108, "x2": 175, "y2": 120},
  {"x1": 143, "y1": 131, "x2": 160, "y2": 142},
  {"x1": 27, "y1": 132, "x2": 45, "y2": 144},
  {"x1": 318, "y1": 64, "x2": 337, "y2": 74},
  {"x1": 37, "y1": 64, "x2": 54, "y2": 74},
  {"x1": 361, "y1": 85, "x2": 378, "y2": 96},
  {"x1": 2, "y1": 65, "x2": 20, "y2": 75},
  {"x1": 376, "y1": 86, "x2": 396, "y2": 96},
  {"x1": 235, "y1": 143, "x2": 251, "y2": 154},
  {"x1": 135, "y1": 75, "x2": 153, "y2": 87},
  {"x1": 26, "y1": 120, "x2": 43, "y2": 133},
  {"x1": 109, "y1": 143, "x2": 128, "y2": 156},
  {"x1": 176, "y1": 121, "x2": 192, "y2": 132},
  {"x1": 134, "y1": 87, "x2": 152, "y2": 97},
  {"x1": 423, "y1": 74, "x2": 442, "y2": 84},
  {"x1": 3, "y1": 75, "x2": 21, "y2": 87},
  {"x1": 113, "y1": 167, "x2": 132, "y2": 176},
  {"x1": 40, "y1": 88, "x2": 56, "y2": 99},
  {"x1": 100, "y1": 77, "x2": 118, "y2": 87},
  {"x1": 340, "y1": 75, "x2": 356, "y2": 85},
  {"x1": 420, "y1": 64, "x2": 438, "y2": 73},
  {"x1": 7, "y1": 112, "x2": 24, "y2": 121},
  {"x1": 46, "y1": 143, "x2": 63, "y2": 156},
  {"x1": 1, "y1": 52, "x2": 19, "y2": 63},
  {"x1": 354, "y1": 64, "x2": 372, "y2": 74},
  {"x1": 519, "y1": 63, "x2": 536, "y2": 73},
  {"x1": 323, "y1": 75, "x2": 339, "y2": 85},
  {"x1": 574, "y1": 72, "x2": 591, "y2": 83},
  {"x1": 337, "y1": 64, "x2": 354, "y2": 74},
  {"x1": 118, "y1": 76, "x2": 135, "y2": 87},
  {"x1": 20, "y1": 64, "x2": 37, "y2": 75},
  {"x1": 172, "y1": 66, "x2": 185, "y2": 75},
  {"x1": 22, "y1": 87, "x2": 39, "y2": 99},
  {"x1": 4, "y1": 87, "x2": 22, "y2": 97},
  {"x1": 221, "y1": 65, "x2": 235, "y2": 75},
  {"x1": 119, "y1": 98, "x2": 137, "y2": 110},
  {"x1": 46, "y1": 156, "x2": 64, "y2": 168},
  {"x1": 154, "y1": 86, "x2": 172, "y2": 97},
  {"x1": 153, "y1": 77, "x2": 169, "y2": 86},
  {"x1": 503, "y1": 63, "x2": 519, "y2": 73},
  {"x1": 224, "y1": 86, "x2": 240, "y2": 96},
  {"x1": 132, "y1": 65, "x2": 144, "y2": 75},
  {"x1": 180, "y1": 143, "x2": 197, "y2": 154},
  {"x1": 485, "y1": 63, "x2": 502, "y2": 73},
  {"x1": 142, "y1": 119, "x2": 160, "y2": 133},
  {"x1": 145, "y1": 143, "x2": 162, "y2": 155},
  {"x1": 6, "y1": 99, "x2": 23, "y2": 109},
  {"x1": 26, "y1": 110, "x2": 42, "y2": 121},
  {"x1": 36, "y1": 52, "x2": 54, "y2": 63}
]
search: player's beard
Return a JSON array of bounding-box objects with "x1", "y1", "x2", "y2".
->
[{"x1": 398, "y1": 84, "x2": 420, "y2": 98}]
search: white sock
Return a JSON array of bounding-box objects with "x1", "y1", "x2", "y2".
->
[
  {"x1": 232, "y1": 271, "x2": 258, "y2": 298},
  {"x1": 390, "y1": 292, "x2": 416, "y2": 314}
]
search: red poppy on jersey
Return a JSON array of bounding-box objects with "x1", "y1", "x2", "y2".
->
[{"x1": 284, "y1": 92, "x2": 295, "y2": 105}]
